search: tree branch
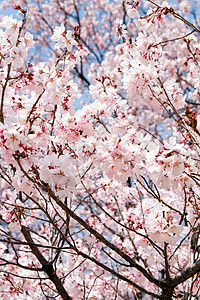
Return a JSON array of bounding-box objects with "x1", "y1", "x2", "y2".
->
[
  {"x1": 172, "y1": 259, "x2": 200, "y2": 287},
  {"x1": 21, "y1": 225, "x2": 71, "y2": 300}
]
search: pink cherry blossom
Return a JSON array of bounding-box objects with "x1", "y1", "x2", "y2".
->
[
  {"x1": 51, "y1": 24, "x2": 77, "y2": 51},
  {"x1": 0, "y1": 0, "x2": 200, "y2": 299}
]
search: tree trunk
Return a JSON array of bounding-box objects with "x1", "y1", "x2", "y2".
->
[{"x1": 160, "y1": 286, "x2": 173, "y2": 300}]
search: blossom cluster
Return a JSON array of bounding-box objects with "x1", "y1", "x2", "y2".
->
[{"x1": 0, "y1": 0, "x2": 200, "y2": 299}]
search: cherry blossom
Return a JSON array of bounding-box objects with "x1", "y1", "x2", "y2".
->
[{"x1": 0, "y1": 0, "x2": 200, "y2": 299}]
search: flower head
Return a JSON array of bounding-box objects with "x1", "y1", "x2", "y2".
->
[{"x1": 51, "y1": 24, "x2": 76, "y2": 51}]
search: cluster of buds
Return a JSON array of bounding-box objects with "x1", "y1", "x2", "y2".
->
[{"x1": 11, "y1": 3, "x2": 26, "y2": 14}]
